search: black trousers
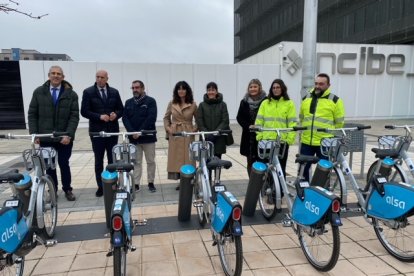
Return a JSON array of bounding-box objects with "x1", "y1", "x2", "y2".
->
[
  {"x1": 40, "y1": 141, "x2": 73, "y2": 192},
  {"x1": 299, "y1": 143, "x2": 328, "y2": 181},
  {"x1": 90, "y1": 136, "x2": 118, "y2": 187}
]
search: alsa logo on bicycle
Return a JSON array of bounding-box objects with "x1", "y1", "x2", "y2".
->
[
  {"x1": 305, "y1": 201, "x2": 320, "y2": 216},
  {"x1": 215, "y1": 205, "x2": 226, "y2": 223},
  {"x1": 386, "y1": 196, "x2": 406, "y2": 210},
  {"x1": 1, "y1": 224, "x2": 17, "y2": 243}
]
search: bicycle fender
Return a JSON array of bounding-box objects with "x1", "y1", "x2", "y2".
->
[
  {"x1": 366, "y1": 181, "x2": 414, "y2": 220},
  {"x1": 111, "y1": 196, "x2": 132, "y2": 239},
  {"x1": 330, "y1": 212, "x2": 342, "y2": 226},
  {"x1": 212, "y1": 191, "x2": 241, "y2": 233},
  {"x1": 292, "y1": 186, "x2": 338, "y2": 226},
  {"x1": 0, "y1": 208, "x2": 29, "y2": 253},
  {"x1": 112, "y1": 230, "x2": 123, "y2": 247}
]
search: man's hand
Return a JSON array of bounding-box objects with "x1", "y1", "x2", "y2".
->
[
  {"x1": 100, "y1": 114, "x2": 110, "y2": 122},
  {"x1": 109, "y1": 112, "x2": 117, "y2": 121},
  {"x1": 133, "y1": 134, "x2": 140, "y2": 139},
  {"x1": 34, "y1": 138, "x2": 40, "y2": 144},
  {"x1": 60, "y1": 136, "x2": 71, "y2": 145}
]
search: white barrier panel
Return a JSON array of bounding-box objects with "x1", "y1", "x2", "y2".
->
[{"x1": 19, "y1": 62, "x2": 280, "y2": 127}]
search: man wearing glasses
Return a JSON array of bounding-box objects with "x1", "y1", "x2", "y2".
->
[
  {"x1": 299, "y1": 73, "x2": 345, "y2": 181},
  {"x1": 122, "y1": 80, "x2": 157, "y2": 193}
]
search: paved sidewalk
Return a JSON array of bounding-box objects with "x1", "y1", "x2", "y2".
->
[{"x1": 1, "y1": 119, "x2": 414, "y2": 275}]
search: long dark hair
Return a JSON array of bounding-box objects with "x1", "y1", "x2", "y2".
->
[
  {"x1": 172, "y1": 81, "x2": 194, "y2": 104},
  {"x1": 268, "y1": 79, "x2": 290, "y2": 100}
]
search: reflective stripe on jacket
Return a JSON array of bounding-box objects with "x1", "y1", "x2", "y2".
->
[
  {"x1": 255, "y1": 97, "x2": 297, "y2": 145},
  {"x1": 299, "y1": 88, "x2": 345, "y2": 146}
]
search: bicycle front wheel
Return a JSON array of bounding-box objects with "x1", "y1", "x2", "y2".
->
[
  {"x1": 367, "y1": 160, "x2": 407, "y2": 186},
  {"x1": 194, "y1": 169, "x2": 207, "y2": 227},
  {"x1": 113, "y1": 246, "x2": 127, "y2": 276},
  {"x1": 372, "y1": 216, "x2": 414, "y2": 262},
  {"x1": 0, "y1": 256, "x2": 24, "y2": 276},
  {"x1": 36, "y1": 176, "x2": 58, "y2": 238},
  {"x1": 298, "y1": 222, "x2": 340, "y2": 271},
  {"x1": 217, "y1": 227, "x2": 243, "y2": 276},
  {"x1": 258, "y1": 170, "x2": 278, "y2": 220}
]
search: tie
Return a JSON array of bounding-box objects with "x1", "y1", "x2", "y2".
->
[
  {"x1": 52, "y1": 88, "x2": 58, "y2": 106},
  {"x1": 100, "y1": 88, "x2": 107, "y2": 102}
]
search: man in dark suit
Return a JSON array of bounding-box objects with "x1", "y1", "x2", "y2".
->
[{"x1": 81, "y1": 70, "x2": 124, "y2": 197}]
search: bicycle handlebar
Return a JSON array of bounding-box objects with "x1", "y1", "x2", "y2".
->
[
  {"x1": 385, "y1": 124, "x2": 414, "y2": 131},
  {"x1": 172, "y1": 130, "x2": 231, "y2": 137},
  {"x1": 90, "y1": 130, "x2": 157, "y2": 137},
  {"x1": 250, "y1": 126, "x2": 307, "y2": 132},
  {"x1": 0, "y1": 132, "x2": 69, "y2": 139},
  {"x1": 317, "y1": 125, "x2": 371, "y2": 133}
]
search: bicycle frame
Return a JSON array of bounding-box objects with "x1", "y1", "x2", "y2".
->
[
  {"x1": 320, "y1": 126, "x2": 414, "y2": 219},
  {"x1": 252, "y1": 126, "x2": 341, "y2": 225}
]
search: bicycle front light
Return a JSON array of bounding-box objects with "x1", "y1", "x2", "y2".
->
[{"x1": 112, "y1": 215, "x2": 123, "y2": 231}]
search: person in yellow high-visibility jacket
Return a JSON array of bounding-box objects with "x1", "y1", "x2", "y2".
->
[
  {"x1": 255, "y1": 79, "x2": 297, "y2": 178},
  {"x1": 299, "y1": 73, "x2": 345, "y2": 181}
]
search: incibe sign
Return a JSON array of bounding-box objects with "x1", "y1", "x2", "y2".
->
[{"x1": 317, "y1": 47, "x2": 414, "y2": 76}]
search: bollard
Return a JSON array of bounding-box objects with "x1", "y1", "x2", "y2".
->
[
  {"x1": 379, "y1": 157, "x2": 394, "y2": 177},
  {"x1": 101, "y1": 170, "x2": 118, "y2": 228},
  {"x1": 310, "y1": 159, "x2": 333, "y2": 188},
  {"x1": 177, "y1": 164, "x2": 196, "y2": 221},
  {"x1": 243, "y1": 161, "x2": 267, "y2": 217}
]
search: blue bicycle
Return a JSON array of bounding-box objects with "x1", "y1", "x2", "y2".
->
[
  {"x1": 250, "y1": 126, "x2": 342, "y2": 271},
  {"x1": 175, "y1": 130, "x2": 243, "y2": 276},
  {"x1": 92, "y1": 130, "x2": 154, "y2": 276},
  {"x1": 0, "y1": 133, "x2": 60, "y2": 276}
]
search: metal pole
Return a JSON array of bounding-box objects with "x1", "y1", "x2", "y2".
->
[{"x1": 301, "y1": 0, "x2": 318, "y2": 98}]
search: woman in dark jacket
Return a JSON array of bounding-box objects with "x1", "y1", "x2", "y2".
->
[
  {"x1": 196, "y1": 82, "x2": 233, "y2": 158},
  {"x1": 236, "y1": 79, "x2": 267, "y2": 176}
]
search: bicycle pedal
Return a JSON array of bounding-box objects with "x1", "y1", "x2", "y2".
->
[
  {"x1": 130, "y1": 245, "x2": 137, "y2": 252},
  {"x1": 106, "y1": 251, "x2": 113, "y2": 257},
  {"x1": 15, "y1": 257, "x2": 24, "y2": 264},
  {"x1": 282, "y1": 219, "x2": 292, "y2": 227},
  {"x1": 193, "y1": 200, "x2": 203, "y2": 208},
  {"x1": 134, "y1": 219, "x2": 147, "y2": 226},
  {"x1": 45, "y1": 239, "x2": 57, "y2": 247},
  {"x1": 212, "y1": 240, "x2": 217, "y2": 246}
]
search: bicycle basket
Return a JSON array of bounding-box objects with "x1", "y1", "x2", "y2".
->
[
  {"x1": 22, "y1": 147, "x2": 57, "y2": 171},
  {"x1": 378, "y1": 135, "x2": 402, "y2": 150},
  {"x1": 320, "y1": 137, "x2": 346, "y2": 161},
  {"x1": 257, "y1": 140, "x2": 278, "y2": 160},
  {"x1": 189, "y1": 141, "x2": 213, "y2": 161},
  {"x1": 112, "y1": 144, "x2": 137, "y2": 163}
]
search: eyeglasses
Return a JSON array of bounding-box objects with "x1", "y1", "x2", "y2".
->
[{"x1": 131, "y1": 86, "x2": 142, "y2": 89}]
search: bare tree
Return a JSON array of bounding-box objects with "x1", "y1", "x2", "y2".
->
[{"x1": 0, "y1": 0, "x2": 47, "y2": 19}]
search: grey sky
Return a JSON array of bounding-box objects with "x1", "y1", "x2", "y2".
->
[{"x1": 1, "y1": 0, "x2": 234, "y2": 63}]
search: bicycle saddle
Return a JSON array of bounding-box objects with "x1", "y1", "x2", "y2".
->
[
  {"x1": 106, "y1": 162, "x2": 134, "y2": 173},
  {"x1": 0, "y1": 170, "x2": 23, "y2": 183},
  {"x1": 371, "y1": 148, "x2": 399, "y2": 159},
  {"x1": 207, "y1": 157, "x2": 232, "y2": 170},
  {"x1": 295, "y1": 154, "x2": 320, "y2": 164}
]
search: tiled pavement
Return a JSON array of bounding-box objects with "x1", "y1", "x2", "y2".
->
[{"x1": 1, "y1": 119, "x2": 414, "y2": 275}]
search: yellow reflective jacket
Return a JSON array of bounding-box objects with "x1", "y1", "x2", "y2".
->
[
  {"x1": 255, "y1": 97, "x2": 297, "y2": 145},
  {"x1": 299, "y1": 88, "x2": 345, "y2": 146}
]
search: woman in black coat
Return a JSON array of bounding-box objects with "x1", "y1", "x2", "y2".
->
[
  {"x1": 236, "y1": 79, "x2": 267, "y2": 176},
  {"x1": 196, "y1": 82, "x2": 233, "y2": 158}
]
